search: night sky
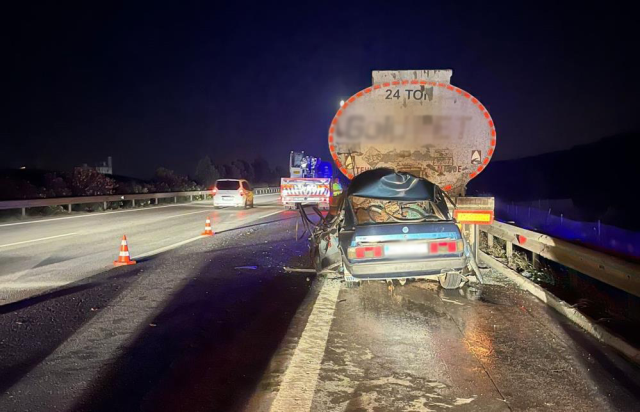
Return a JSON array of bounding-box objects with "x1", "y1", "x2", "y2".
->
[{"x1": 2, "y1": 2, "x2": 638, "y2": 178}]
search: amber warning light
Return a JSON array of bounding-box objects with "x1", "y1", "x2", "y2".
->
[{"x1": 453, "y1": 210, "x2": 494, "y2": 225}]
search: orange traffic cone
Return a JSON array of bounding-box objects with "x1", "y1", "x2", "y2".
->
[
  {"x1": 113, "y1": 235, "x2": 137, "y2": 266},
  {"x1": 201, "y1": 216, "x2": 214, "y2": 236}
]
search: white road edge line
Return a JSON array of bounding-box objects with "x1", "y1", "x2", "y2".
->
[
  {"x1": 270, "y1": 279, "x2": 341, "y2": 412},
  {"x1": 0, "y1": 193, "x2": 280, "y2": 228},
  {"x1": 0, "y1": 232, "x2": 79, "y2": 249}
]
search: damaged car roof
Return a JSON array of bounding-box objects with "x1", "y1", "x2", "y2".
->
[{"x1": 346, "y1": 168, "x2": 443, "y2": 202}]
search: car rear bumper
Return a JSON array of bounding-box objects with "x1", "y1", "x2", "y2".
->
[
  {"x1": 213, "y1": 196, "x2": 245, "y2": 207},
  {"x1": 345, "y1": 256, "x2": 467, "y2": 280}
]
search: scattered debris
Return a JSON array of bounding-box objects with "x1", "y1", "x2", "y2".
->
[
  {"x1": 283, "y1": 267, "x2": 316, "y2": 273},
  {"x1": 440, "y1": 298, "x2": 464, "y2": 306}
]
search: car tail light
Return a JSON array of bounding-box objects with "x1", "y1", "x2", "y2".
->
[
  {"x1": 238, "y1": 188, "x2": 245, "y2": 197},
  {"x1": 211, "y1": 188, "x2": 217, "y2": 195},
  {"x1": 429, "y1": 241, "x2": 460, "y2": 254},
  {"x1": 348, "y1": 245, "x2": 383, "y2": 260}
]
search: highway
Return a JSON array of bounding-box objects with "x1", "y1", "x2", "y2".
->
[
  {"x1": 0, "y1": 195, "x2": 639, "y2": 411},
  {"x1": 0, "y1": 194, "x2": 282, "y2": 305}
]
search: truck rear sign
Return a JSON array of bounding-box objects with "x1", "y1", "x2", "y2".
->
[{"x1": 328, "y1": 80, "x2": 496, "y2": 194}]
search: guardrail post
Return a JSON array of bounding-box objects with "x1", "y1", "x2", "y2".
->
[
  {"x1": 506, "y1": 241, "x2": 513, "y2": 265},
  {"x1": 532, "y1": 252, "x2": 541, "y2": 269},
  {"x1": 67, "y1": 204, "x2": 72, "y2": 213},
  {"x1": 174, "y1": 196, "x2": 177, "y2": 203},
  {"x1": 487, "y1": 233, "x2": 494, "y2": 248},
  {"x1": 132, "y1": 199, "x2": 136, "y2": 207},
  {"x1": 189, "y1": 195, "x2": 193, "y2": 202},
  {"x1": 155, "y1": 198, "x2": 158, "y2": 205},
  {"x1": 22, "y1": 207, "x2": 26, "y2": 217},
  {"x1": 103, "y1": 201, "x2": 107, "y2": 210}
]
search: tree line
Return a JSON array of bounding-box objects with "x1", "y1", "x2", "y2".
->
[{"x1": 0, "y1": 156, "x2": 285, "y2": 200}]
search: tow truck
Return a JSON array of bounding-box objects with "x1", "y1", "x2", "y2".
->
[{"x1": 281, "y1": 151, "x2": 332, "y2": 209}]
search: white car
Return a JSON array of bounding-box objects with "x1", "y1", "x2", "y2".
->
[{"x1": 212, "y1": 179, "x2": 255, "y2": 208}]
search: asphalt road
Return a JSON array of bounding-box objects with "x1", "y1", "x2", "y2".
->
[
  {"x1": 1, "y1": 198, "x2": 639, "y2": 412},
  {"x1": 251, "y1": 274, "x2": 640, "y2": 411},
  {"x1": 0, "y1": 194, "x2": 282, "y2": 305}
]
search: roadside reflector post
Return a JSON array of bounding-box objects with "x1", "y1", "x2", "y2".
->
[
  {"x1": 21, "y1": 207, "x2": 26, "y2": 217},
  {"x1": 174, "y1": 196, "x2": 177, "y2": 203},
  {"x1": 154, "y1": 198, "x2": 158, "y2": 205},
  {"x1": 506, "y1": 241, "x2": 513, "y2": 265},
  {"x1": 67, "y1": 204, "x2": 72, "y2": 213}
]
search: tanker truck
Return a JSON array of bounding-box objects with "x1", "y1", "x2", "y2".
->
[{"x1": 306, "y1": 69, "x2": 496, "y2": 289}]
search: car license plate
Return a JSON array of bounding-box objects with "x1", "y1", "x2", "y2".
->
[
  {"x1": 222, "y1": 196, "x2": 232, "y2": 200},
  {"x1": 384, "y1": 243, "x2": 428, "y2": 256}
]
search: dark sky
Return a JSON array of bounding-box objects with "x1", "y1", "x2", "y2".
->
[{"x1": 2, "y1": 1, "x2": 638, "y2": 178}]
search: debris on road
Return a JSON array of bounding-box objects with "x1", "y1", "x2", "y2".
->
[{"x1": 283, "y1": 267, "x2": 316, "y2": 273}]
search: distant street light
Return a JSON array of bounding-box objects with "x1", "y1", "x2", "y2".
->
[
  {"x1": 339, "y1": 100, "x2": 344, "y2": 107},
  {"x1": 19, "y1": 166, "x2": 26, "y2": 170}
]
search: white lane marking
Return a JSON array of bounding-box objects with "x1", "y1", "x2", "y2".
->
[
  {"x1": 136, "y1": 236, "x2": 205, "y2": 259},
  {"x1": 136, "y1": 209, "x2": 284, "y2": 259},
  {"x1": 0, "y1": 281, "x2": 71, "y2": 289},
  {"x1": 0, "y1": 193, "x2": 281, "y2": 228},
  {"x1": 155, "y1": 210, "x2": 212, "y2": 220},
  {"x1": 270, "y1": 279, "x2": 341, "y2": 412},
  {"x1": 0, "y1": 232, "x2": 79, "y2": 249}
]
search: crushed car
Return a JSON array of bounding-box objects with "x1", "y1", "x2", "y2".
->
[{"x1": 301, "y1": 168, "x2": 482, "y2": 289}]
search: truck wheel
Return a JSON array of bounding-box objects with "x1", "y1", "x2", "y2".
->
[{"x1": 439, "y1": 272, "x2": 464, "y2": 290}]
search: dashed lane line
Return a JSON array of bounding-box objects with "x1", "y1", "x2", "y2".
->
[
  {"x1": 0, "y1": 232, "x2": 79, "y2": 249},
  {"x1": 0, "y1": 193, "x2": 280, "y2": 228}
]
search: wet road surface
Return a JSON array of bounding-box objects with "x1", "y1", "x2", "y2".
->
[
  {"x1": 0, "y1": 193, "x2": 281, "y2": 305},
  {"x1": 1, "y1": 209, "x2": 640, "y2": 411},
  {"x1": 251, "y1": 274, "x2": 640, "y2": 411}
]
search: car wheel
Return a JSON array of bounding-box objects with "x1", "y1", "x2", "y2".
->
[{"x1": 439, "y1": 272, "x2": 465, "y2": 290}]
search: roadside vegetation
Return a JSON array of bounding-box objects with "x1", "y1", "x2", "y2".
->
[{"x1": 0, "y1": 156, "x2": 283, "y2": 201}]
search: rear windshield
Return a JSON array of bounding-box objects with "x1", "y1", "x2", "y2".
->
[
  {"x1": 350, "y1": 196, "x2": 447, "y2": 225},
  {"x1": 216, "y1": 180, "x2": 240, "y2": 190}
]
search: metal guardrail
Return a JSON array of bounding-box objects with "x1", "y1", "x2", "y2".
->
[
  {"x1": 0, "y1": 187, "x2": 281, "y2": 216},
  {"x1": 480, "y1": 221, "x2": 640, "y2": 298}
]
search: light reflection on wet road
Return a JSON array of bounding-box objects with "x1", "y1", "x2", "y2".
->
[{"x1": 254, "y1": 273, "x2": 640, "y2": 412}]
